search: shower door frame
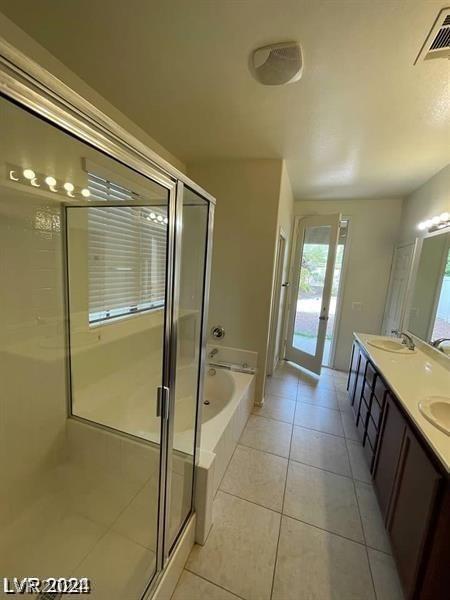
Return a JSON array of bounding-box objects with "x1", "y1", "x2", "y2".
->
[{"x1": 0, "y1": 37, "x2": 215, "y2": 598}]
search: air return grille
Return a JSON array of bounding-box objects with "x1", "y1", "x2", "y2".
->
[{"x1": 415, "y1": 8, "x2": 450, "y2": 63}]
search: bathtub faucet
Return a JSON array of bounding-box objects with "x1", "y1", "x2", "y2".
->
[{"x1": 208, "y1": 347, "x2": 219, "y2": 359}]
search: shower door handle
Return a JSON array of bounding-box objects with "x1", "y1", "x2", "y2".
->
[{"x1": 156, "y1": 386, "x2": 170, "y2": 420}]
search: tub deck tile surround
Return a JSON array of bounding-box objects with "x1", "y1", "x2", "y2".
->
[{"x1": 173, "y1": 365, "x2": 404, "y2": 600}]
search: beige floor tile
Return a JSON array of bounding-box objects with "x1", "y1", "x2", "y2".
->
[
  {"x1": 337, "y1": 390, "x2": 351, "y2": 410},
  {"x1": 346, "y1": 439, "x2": 372, "y2": 483},
  {"x1": 290, "y1": 426, "x2": 351, "y2": 477},
  {"x1": 187, "y1": 491, "x2": 280, "y2": 600},
  {"x1": 297, "y1": 384, "x2": 339, "y2": 409},
  {"x1": 334, "y1": 379, "x2": 349, "y2": 393},
  {"x1": 220, "y1": 445, "x2": 287, "y2": 511},
  {"x1": 72, "y1": 531, "x2": 156, "y2": 600},
  {"x1": 283, "y1": 461, "x2": 364, "y2": 543},
  {"x1": 355, "y1": 481, "x2": 392, "y2": 553},
  {"x1": 271, "y1": 364, "x2": 300, "y2": 383},
  {"x1": 253, "y1": 394, "x2": 296, "y2": 423},
  {"x1": 272, "y1": 516, "x2": 375, "y2": 600},
  {"x1": 172, "y1": 570, "x2": 241, "y2": 600},
  {"x1": 367, "y1": 548, "x2": 404, "y2": 600},
  {"x1": 298, "y1": 373, "x2": 335, "y2": 391},
  {"x1": 240, "y1": 415, "x2": 292, "y2": 457},
  {"x1": 340, "y1": 408, "x2": 362, "y2": 441},
  {"x1": 265, "y1": 377, "x2": 298, "y2": 400},
  {"x1": 294, "y1": 403, "x2": 344, "y2": 437}
]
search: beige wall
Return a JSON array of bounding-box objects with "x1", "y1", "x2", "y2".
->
[
  {"x1": 294, "y1": 197, "x2": 404, "y2": 371},
  {"x1": 0, "y1": 12, "x2": 186, "y2": 173},
  {"x1": 188, "y1": 159, "x2": 291, "y2": 402},
  {"x1": 398, "y1": 164, "x2": 450, "y2": 245}
]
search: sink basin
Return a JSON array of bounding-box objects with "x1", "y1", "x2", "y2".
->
[
  {"x1": 367, "y1": 337, "x2": 416, "y2": 354},
  {"x1": 419, "y1": 397, "x2": 450, "y2": 436}
]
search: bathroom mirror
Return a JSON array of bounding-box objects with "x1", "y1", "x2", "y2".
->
[{"x1": 407, "y1": 229, "x2": 450, "y2": 353}]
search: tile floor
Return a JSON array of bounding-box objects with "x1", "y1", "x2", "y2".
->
[{"x1": 172, "y1": 363, "x2": 404, "y2": 600}]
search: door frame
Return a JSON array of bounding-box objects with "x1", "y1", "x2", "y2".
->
[
  {"x1": 326, "y1": 217, "x2": 351, "y2": 369},
  {"x1": 267, "y1": 228, "x2": 288, "y2": 376},
  {"x1": 285, "y1": 214, "x2": 340, "y2": 375}
]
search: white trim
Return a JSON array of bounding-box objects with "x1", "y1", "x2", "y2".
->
[{"x1": 326, "y1": 217, "x2": 351, "y2": 369}]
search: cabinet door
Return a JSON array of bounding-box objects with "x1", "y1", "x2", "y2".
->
[
  {"x1": 388, "y1": 432, "x2": 441, "y2": 597},
  {"x1": 347, "y1": 343, "x2": 360, "y2": 405},
  {"x1": 373, "y1": 393, "x2": 406, "y2": 519}
]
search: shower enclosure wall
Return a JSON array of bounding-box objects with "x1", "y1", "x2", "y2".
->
[{"x1": 0, "y1": 41, "x2": 214, "y2": 599}]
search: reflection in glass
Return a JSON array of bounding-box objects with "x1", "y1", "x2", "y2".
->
[
  {"x1": 0, "y1": 94, "x2": 166, "y2": 595},
  {"x1": 408, "y1": 231, "x2": 450, "y2": 346},
  {"x1": 292, "y1": 225, "x2": 331, "y2": 356}
]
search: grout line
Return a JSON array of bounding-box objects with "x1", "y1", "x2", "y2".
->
[
  {"x1": 295, "y1": 398, "x2": 340, "y2": 412},
  {"x1": 269, "y1": 400, "x2": 295, "y2": 600},
  {"x1": 281, "y1": 512, "x2": 368, "y2": 549},
  {"x1": 237, "y1": 440, "x2": 291, "y2": 460},
  {"x1": 183, "y1": 567, "x2": 246, "y2": 600},
  {"x1": 251, "y1": 408, "x2": 295, "y2": 425},
  {"x1": 343, "y1": 431, "x2": 379, "y2": 599},
  {"x1": 288, "y1": 456, "x2": 354, "y2": 481}
]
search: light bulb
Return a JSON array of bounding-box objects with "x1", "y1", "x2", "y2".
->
[
  {"x1": 431, "y1": 216, "x2": 440, "y2": 225},
  {"x1": 150, "y1": 212, "x2": 156, "y2": 219},
  {"x1": 439, "y1": 212, "x2": 449, "y2": 222},
  {"x1": 45, "y1": 176, "x2": 57, "y2": 187},
  {"x1": 164, "y1": 217, "x2": 168, "y2": 224},
  {"x1": 81, "y1": 188, "x2": 90, "y2": 198},
  {"x1": 23, "y1": 169, "x2": 35, "y2": 180},
  {"x1": 63, "y1": 182, "x2": 74, "y2": 192},
  {"x1": 157, "y1": 215, "x2": 163, "y2": 222},
  {"x1": 424, "y1": 219, "x2": 433, "y2": 229},
  {"x1": 418, "y1": 222, "x2": 426, "y2": 231}
]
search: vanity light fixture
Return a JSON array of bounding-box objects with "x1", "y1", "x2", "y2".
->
[
  {"x1": 418, "y1": 212, "x2": 450, "y2": 232},
  {"x1": 63, "y1": 182, "x2": 74, "y2": 192},
  {"x1": 9, "y1": 170, "x2": 19, "y2": 181},
  {"x1": 23, "y1": 168, "x2": 35, "y2": 180},
  {"x1": 45, "y1": 176, "x2": 57, "y2": 187},
  {"x1": 81, "y1": 188, "x2": 90, "y2": 198}
]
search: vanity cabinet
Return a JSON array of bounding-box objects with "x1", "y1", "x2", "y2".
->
[{"x1": 347, "y1": 340, "x2": 450, "y2": 599}]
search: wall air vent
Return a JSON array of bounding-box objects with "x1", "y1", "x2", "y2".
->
[{"x1": 415, "y1": 8, "x2": 450, "y2": 63}]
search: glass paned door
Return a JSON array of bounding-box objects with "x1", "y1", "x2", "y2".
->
[{"x1": 285, "y1": 214, "x2": 340, "y2": 375}]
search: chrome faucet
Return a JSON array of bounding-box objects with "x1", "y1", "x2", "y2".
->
[
  {"x1": 208, "y1": 347, "x2": 219, "y2": 359},
  {"x1": 431, "y1": 338, "x2": 450, "y2": 352},
  {"x1": 391, "y1": 330, "x2": 416, "y2": 351}
]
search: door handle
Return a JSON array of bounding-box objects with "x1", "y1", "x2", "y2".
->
[
  {"x1": 156, "y1": 386, "x2": 170, "y2": 420},
  {"x1": 319, "y1": 316, "x2": 329, "y2": 321},
  {"x1": 281, "y1": 282, "x2": 290, "y2": 287}
]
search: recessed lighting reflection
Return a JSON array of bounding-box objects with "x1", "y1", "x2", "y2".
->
[{"x1": 81, "y1": 188, "x2": 90, "y2": 198}]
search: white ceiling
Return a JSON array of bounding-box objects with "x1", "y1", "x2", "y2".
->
[{"x1": 1, "y1": 0, "x2": 449, "y2": 199}]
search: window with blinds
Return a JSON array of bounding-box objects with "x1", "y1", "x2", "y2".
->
[{"x1": 87, "y1": 174, "x2": 168, "y2": 325}]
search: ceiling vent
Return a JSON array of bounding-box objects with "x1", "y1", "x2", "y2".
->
[
  {"x1": 415, "y1": 8, "x2": 450, "y2": 63},
  {"x1": 250, "y1": 42, "x2": 303, "y2": 85}
]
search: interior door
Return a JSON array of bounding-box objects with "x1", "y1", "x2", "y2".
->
[
  {"x1": 285, "y1": 214, "x2": 340, "y2": 375},
  {"x1": 382, "y1": 242, "x2": 415, "y2": 335},
  {"x1": 267, "y1": 231, "x2": 287, "y2": 375}
]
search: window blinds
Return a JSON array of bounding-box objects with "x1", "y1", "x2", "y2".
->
[{"x1": 87, "y1": 174, "x2": 168, "y2": 324}]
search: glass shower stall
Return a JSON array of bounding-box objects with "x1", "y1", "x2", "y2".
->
[{"x1": 0, "y1": 42, "x2": 214, "y2": 599}]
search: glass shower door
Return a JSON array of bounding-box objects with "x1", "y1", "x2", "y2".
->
[
  {"x1": 166, "y1": 185, "x2": 210, "y2": 551},
  {"x1": 65, "y1": 191, "x2": 172, "y2": 595}
]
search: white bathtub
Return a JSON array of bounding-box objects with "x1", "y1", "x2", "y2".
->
[{"x1": 194, "y1": 367, "x2": 255, "y2": 544}]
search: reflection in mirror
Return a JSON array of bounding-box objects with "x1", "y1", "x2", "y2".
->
[{"x1": 408, "y1": 230, "x2": 450, "y2": 354}]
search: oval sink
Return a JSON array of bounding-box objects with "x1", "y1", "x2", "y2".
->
[
  {"x1": 419, "y1": 396, "x2": 450, "y2": 436},
  {"x1": 367, "y1": 337, "x2": 416, "y2": 354}
]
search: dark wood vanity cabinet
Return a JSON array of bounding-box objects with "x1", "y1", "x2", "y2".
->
[{"x1": 347, "y1": 340, "x2": 450, "y2": 599}]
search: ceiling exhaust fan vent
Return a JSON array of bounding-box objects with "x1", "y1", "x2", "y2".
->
[
  {"x1": 415, "y1": 8, "x2": 450, "y2": 63},
  {"x1": 250, "y1": 41, "x2": 303, "y2": 85}
]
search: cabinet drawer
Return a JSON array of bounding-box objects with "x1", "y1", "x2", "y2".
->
[
  {"x1": 365, "y1": 362, "x2": 376, "y2": 386},
  {"x1": 367, "y1": 416, "x2": 378, "y2": 450},
  {"x1": 363, "y1": 434, "x2": 374, "y2": 470},
  {"x1": 371, "y1": 397, "x2": 383, "y2": 427},
  {"x1": 359, "y1": 398, "x2": 369, "y2": 425},
  {"x1": 362, "y1": 380, "x2": 372, "y2": 403},
  {"x1": 374, "y1": 376, "x2": 387, "y2": 405}
]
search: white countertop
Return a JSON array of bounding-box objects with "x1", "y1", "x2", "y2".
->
[{"x1": 354, "y1": 333, "x2": 450, "y2": 473}]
